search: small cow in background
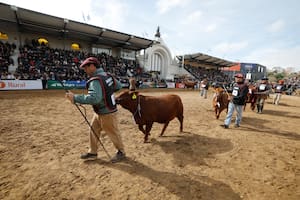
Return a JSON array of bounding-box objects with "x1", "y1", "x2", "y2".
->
[
  {"x1": 115, "y1": 91, "x2": 184, "y2": 143},
  {"x1": 183, "y1": 80, "x2": 197, "y2": 89},
  {"x1": 212, "y1": 87, "x2": 230, "y2": 119},
  {"x1": 244, "y1": 83, "x2": 257, "y2": 111}
]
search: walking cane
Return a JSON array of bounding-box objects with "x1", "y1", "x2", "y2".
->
[
  {"x1": 222, "y1": 84, "x2": 230, "y2": 97},
  {"x1": 59, "y1": 80, "x2": 111, "y2": 160}
]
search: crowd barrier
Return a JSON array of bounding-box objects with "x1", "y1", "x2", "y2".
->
[
  {"x1": 0, "y1": 80, "x2": 189, "y2": 90},
  {"x1": 47, "y1": 80, "x2": 86, "y2": 89},
  {"x1": 0, "y1": 80, "x2": 43, "y2": 90}
]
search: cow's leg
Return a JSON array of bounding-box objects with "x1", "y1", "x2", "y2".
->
[
  {"x1": 251, "y1": 97, "x2": 256, "y2": 110},
  {"x1": 160, "y1": 121, "x2": 169, "y2": 136},
  {"x1": 250, "y1": 102, "x2": 255, "y2": 110},
  {"x1": 216, "y1": 108, "x2": 220, "y2": 119},
  {"x1": 177, "y1": 115, "x2": 184, "y2": 132},
  {"x1": 215, "y1": 107, "x2": 219, "y2": 119},
  {"x1": 138, "y1": 124, "x2": 147, "y2": 142},
  {"x1": 144, "y1": 122, "x2": 153, "y2": 143},
  {"x1": 218, "y1": 107, "x2": 225, "y2": 119},
  {"x1": 138, "y1": 124, "x2": 145, "y2": 133}
]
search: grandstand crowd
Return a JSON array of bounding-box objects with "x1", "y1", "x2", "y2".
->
[
  {"x1": 184, "y1": 64, "x2": 231, "y2": 83},
  {"x1": 1, "y1": 40, "x2": 143, "y2": 81},
  {"x1": 1, "y1": 40, "x2": 299, "y2": 93}
]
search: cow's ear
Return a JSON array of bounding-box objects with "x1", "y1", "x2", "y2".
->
[{"x1": 131, "y1": 92, "x2": 137, "y2": 100}]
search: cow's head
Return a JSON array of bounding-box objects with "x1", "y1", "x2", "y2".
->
[
  {"x1": 214, "y1": 87, "x2": 224, "y2": 96},
  {"x1": 214, "y1": 87, "x2": 230, "y2": 103},
  {"x1": 115, "y1": 90, "x2": 140, "y2": 110}
]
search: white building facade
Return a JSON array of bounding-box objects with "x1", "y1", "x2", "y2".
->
[{"x1": 136, "y1": 28, "x2": 191, "y2": 81}]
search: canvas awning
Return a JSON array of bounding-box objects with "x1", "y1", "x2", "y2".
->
[
  {"x1": 0, "y1": 2, "x2": 154, "y2": 51},
  {"x1": 177, "y1": 53, "x2": 237, "y2": 69}
]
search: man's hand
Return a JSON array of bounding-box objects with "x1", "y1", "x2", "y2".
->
[{"x1": 65, "y1": 91, "x2": 75, "y2": 104}]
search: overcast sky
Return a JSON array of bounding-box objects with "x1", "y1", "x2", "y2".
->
[{"x1": 2, "y1": 0, "x2": 300, "y2": 72}]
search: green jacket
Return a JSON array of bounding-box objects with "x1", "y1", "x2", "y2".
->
[{"x1": 74, "y1": 68, "x2": 122, "y2": 114}]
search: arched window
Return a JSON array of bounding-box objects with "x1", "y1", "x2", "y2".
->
[{"x1": 151, "y1": 52, "x2": 162, "y2": 72}]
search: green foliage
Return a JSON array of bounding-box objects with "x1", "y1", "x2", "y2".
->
[
  {"x1": 267, "y1": 69, "x2": 300, "y2": 83},
  {"x1": 275, "y1": 73, "x2": 285, "y2": 80}
]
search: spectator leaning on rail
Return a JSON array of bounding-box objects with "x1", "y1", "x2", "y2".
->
[
  {"x1": 221, "y1": 73, "x2": 249, "y2": 129},
  {"x1": 65, "y1": 57, "x2": 126, "y2": 162}
]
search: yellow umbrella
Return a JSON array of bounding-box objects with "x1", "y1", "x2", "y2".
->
[
  {"x1": 0, "y1": 32, "x2": 8, "y2": 40},
  {"x1": 38, "y1": 38, "x2": 48, "y2": 44},
  {"x1": 71, "y1": 43, "x2": 80, "y2": 50}
]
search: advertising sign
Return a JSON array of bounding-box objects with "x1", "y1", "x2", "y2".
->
[
  {"x1": 47, "y1": 80, "x2": 86, "y2": 89},
  {"x1": 0, "y1": 80, "x2": 43, "y2": 90},
  {"x1": 166, "y1": 82, "x2": 175, "y2": 88}
]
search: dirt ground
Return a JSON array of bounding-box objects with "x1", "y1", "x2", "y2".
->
[{"x1": 0, "y1": 89, "x2": 299, "y2": 200}]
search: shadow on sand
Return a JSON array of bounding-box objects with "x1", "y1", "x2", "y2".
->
[
  {"x1": 151, "y1": 133, "x2": 234, "y2": 167},
  {"x1": 241, "y1": 116, "x2": 300, "y2": 140},
  {"x1": 88, "y1": 133, "x2": 241, "y2": 200}
]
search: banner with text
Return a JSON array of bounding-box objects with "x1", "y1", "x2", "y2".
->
[
  {"x1": 47, "y1": 80, "x2": 86, "y2": 89},
  {"x1": 0, "y1": 80, "x2": 43, "y2": 90}
]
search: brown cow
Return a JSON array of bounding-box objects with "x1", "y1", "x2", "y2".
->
[
  {"x1": 244, "y1": 84, "x2": 257, "y2": 111},
  {"x1": 212, "y1": 87, "x2": 230, "y2": 119},
  {"x1": 115, "y1": 90, "x2": 184, "y2": 143},
  {"x1": 183, "y1": 80, "x2": 197, "y2": 89}
]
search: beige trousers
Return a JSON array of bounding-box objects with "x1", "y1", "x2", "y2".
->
[
  {"x1": 88, "y1": 112, "x2": 125, "y2": 154},
  {"x1": 273, "y1": 93, "x2": 282, "y2": 105}
]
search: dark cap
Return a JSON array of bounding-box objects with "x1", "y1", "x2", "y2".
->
[
  {"x1": 79, "y1": 57, "x2": 100, "y2": 69},
  {"x1": 234, "y1": 73, "x2": 244, "y2": 78},
  {"x1": 261, "y1": 77, "x2": 268, "y2": 80}
]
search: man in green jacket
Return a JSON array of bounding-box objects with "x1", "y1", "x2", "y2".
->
[{"x1": 65, "y1": 57, "x2": 125, "y2": 163}]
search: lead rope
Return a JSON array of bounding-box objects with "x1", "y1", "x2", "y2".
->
[
  {"x1": 78, "y1": 104, "x2": 87, "y2": 124},
  {"x1": 59, "y1": 80, "x2": 111, "y2": 160},
  {"x1": 222, "y1": 84, "x2": 232, "y2": 103},
  {"x1": 137, "y1": 95, "x2": 141, "y2": 117},
  {"x1": 132, "y1": 95, "x2": 142, "y2": 122},
  {"x1": 73, "y1": 103, "x2": 111, "y2": 160}
]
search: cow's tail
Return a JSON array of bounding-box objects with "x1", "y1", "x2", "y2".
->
[{"x1": 176, "y1": 96, "x2": 184, "y2": 132}]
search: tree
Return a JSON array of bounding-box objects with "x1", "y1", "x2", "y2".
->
[{"x1": 274, "y1": 73, "x2": 285, "y2": 81}]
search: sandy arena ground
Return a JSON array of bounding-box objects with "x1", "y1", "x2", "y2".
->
[{"x1": 0, "y1": 89, "x2": 299, "y2": 200}]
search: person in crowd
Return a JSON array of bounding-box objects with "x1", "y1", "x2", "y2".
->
[
  {"x1": 221, "y1": 73, "x2": 249, "y2": 128},
  {"x1": 200, "y1": 77, "x2": 209, "y2": 98},
  {"x1": 273, "y1": 80, "x2": 285, "y2": 105},
  {"x1": 65, "y1": 57, "x2": 126, "y2": 162},
  {"x1": 256, "y1": 77, "x2": 272, "y2": 113},
  {"x1": 41, "y1": 72, "x2": 48, "y2": 89}
]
